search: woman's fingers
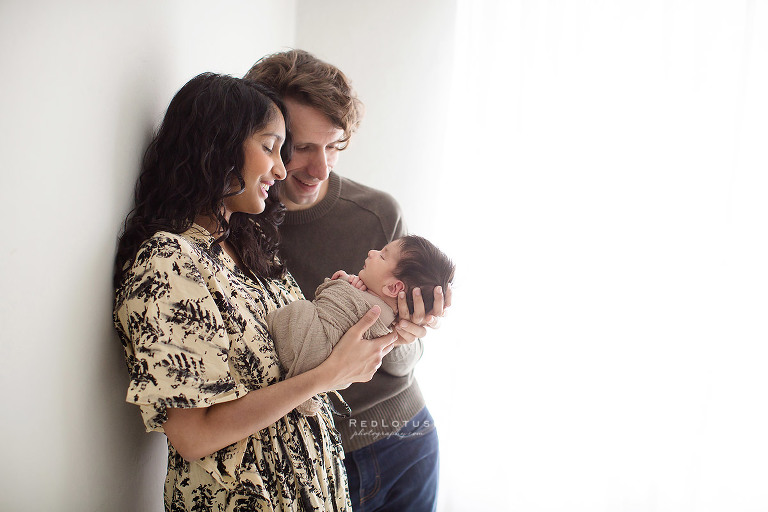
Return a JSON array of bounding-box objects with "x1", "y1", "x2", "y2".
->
[
  {"x1": 348, "y1": 305, "x2": 382, "y2": 337},
  {"x1": 329, "y1": 306, "x2": 397, "y2": 385}
]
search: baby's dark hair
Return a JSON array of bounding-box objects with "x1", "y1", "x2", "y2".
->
[{"x1": 393, "y1": 235, "x2": 456, "y2": 315}]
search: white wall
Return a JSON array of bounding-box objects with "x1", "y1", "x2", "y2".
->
[
  {"x1": 7, "y1": 2, "x2": 763, "y2": 510},
  {"x1": 0, "y1": 1, "x2": 295, "y2": 510},
  {"x1": 295, "y1": 0, "x2": 458, "y2": 236},
  {"x1": 294, "y1": 2, "x2": 460, "y2": 509}
]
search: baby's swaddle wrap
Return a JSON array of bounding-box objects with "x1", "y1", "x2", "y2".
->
[{"x1": 267, "y1": 278, "x2": 395, "y2": 414}]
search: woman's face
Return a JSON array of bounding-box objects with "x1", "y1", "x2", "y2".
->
[{"x1": 224, "y1": 109, "x2": 287, "y2": 217}]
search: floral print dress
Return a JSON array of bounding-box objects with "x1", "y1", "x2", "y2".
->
[{"x1": 113, "y1": 225, "x2": 350, "y2": 511}]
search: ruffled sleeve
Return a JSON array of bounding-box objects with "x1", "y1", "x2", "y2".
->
[{"x1": 114, "y1": 234, "x2": 249, "y2": 432}]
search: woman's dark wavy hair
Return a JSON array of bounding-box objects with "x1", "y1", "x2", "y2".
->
[{"x1": 114, "y1": 72, "x2": 292, "y2": 287}]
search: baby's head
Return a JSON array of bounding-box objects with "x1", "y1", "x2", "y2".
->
[{"x1": 358, "y1": 235, "x2": 455, "y2": 315}]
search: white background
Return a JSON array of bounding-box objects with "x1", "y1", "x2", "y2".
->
[
  {"x1": 2, "y1": 1, "x2": 767, "y2": 511},
  {"x1": 0, "y1": 1, "x2": 296, "y2": 510}
]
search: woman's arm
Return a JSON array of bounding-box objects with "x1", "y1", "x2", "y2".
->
[{"x1": 164, "y1": 306, "x2": 396, "y2": 461}]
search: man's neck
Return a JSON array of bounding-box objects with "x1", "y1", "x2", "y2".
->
[{"x1": 280, "y1": 179, "x2": 329, "y2": 212}]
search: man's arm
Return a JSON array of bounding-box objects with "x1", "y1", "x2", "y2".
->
[{"x1": 379, "y1": 339, "x2": 424, "y2": 377}]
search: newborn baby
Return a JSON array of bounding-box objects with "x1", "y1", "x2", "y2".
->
[{"x1": 266, "y1": 235, "x2": 455, "y2": 415}]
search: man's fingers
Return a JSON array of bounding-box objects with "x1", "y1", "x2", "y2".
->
[
  {"x1": 411, "y1": 288, "x2": 426, "y2": 324},
  {"x1": 430, "y1": 286, "x2": 445, "y2": 317},
  {"x1": 396, "y1": 320, "x2": 426, "y2": 341},
  {"x1": 424, "y1": 315, "x2": 442, "y2": 329},
  {"x1": 443, "y1": 283, "x2": 453, "y2": 309},
  {"x1": 397, "y1": 291, "x2": 410, "y2": 321}
]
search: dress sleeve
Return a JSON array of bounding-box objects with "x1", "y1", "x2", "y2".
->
[{"x1": 114, "y1": 236, "x2": 249, "y2": 432}]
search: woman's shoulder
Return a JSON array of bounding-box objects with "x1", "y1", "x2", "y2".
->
[
  {"x1": 116, "y1": 228, "x2": 221, "y2": 309},
  {"x1": 138, "y1": 230, "x2": 184, "y2": 254},
  {"x1": 136, "y1": 226, "x2": 213, "y2": 262},
  {"x1": 118, "y1": 228, "x2": 217, "y2": 295},
  {"x1": 130, "y1": 232, "x2": 188, "y2": 273}
]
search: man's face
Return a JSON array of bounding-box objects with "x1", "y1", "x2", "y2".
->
[{"x1": 280, "y1": 99, "x2": 345, "y2": 211}]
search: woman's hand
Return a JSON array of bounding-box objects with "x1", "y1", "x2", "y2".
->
[
  {"x1": 393, "y1": 284, "x2": 453, "y2": 345},
  {"x1": 162, "y1": 306, "x2": 398, "y2": 462},
  {"x1": 163, "y1": 307, "x2": 395, "y2": 461},
  {"x1": 316, "y1": 305, "x2": 397, "y2": 390}
]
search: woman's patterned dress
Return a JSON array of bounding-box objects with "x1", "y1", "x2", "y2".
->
[{"x1": 113, "y1": 225, "x2": 350, "y2": 511}]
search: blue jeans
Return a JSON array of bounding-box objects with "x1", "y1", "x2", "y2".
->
[{"x1": 344, "y1": 407, "x2": 439, "y2": 512}]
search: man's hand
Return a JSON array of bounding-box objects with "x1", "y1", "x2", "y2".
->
[{"x1": 392, "y1": 284, "x2": 452, "y2": 344}]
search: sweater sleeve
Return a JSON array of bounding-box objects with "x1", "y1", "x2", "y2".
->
[{"x1": 380, "y1": 339, "x2": 424, "y2": 377}]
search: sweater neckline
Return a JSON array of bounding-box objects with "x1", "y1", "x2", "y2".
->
[{"x1": 281, "y1": 172, "x2": 342, "y2": 225}]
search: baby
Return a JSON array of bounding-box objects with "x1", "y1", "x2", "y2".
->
[{"x1": 267, "y1": 234, "x2": 456, "y2": 415}]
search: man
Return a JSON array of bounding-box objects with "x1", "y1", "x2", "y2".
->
[{"x1": 245, "y1": 50, "x2": 446, "y2": 511}]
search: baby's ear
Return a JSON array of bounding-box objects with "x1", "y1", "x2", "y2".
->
[{"x1": 383, "y1": 280, "x2": 405, "y2": 298}]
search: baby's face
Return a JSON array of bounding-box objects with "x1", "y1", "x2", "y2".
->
[{"x1": 358, "y1": 239, "x2": 402, "y2": 294}]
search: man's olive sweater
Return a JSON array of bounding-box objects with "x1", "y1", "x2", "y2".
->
[{"x1": 278, "y1": 172, "x2": 426, "y2": 452}]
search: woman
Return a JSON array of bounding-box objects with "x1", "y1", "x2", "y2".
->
[{"x1": 113, "y1": 73, "x2": 396, "y2": 510}]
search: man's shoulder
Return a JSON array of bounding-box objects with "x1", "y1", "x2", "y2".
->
[
  {"x1": 341, "y1": 176, "x2": 400, "y2": 205},
  {"x1": 338, "y1": 175, "x2": 402, "y2": 215}
]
